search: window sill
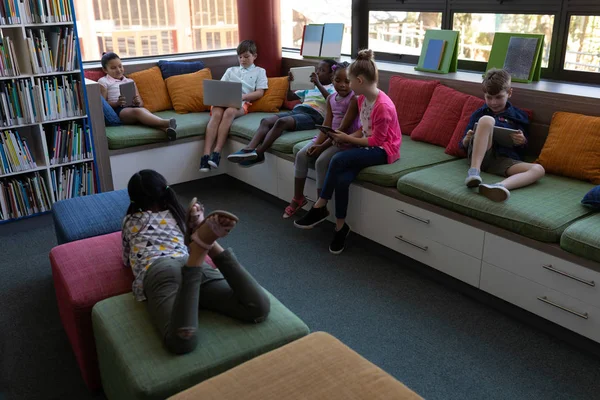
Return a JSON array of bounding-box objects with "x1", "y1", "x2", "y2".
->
[{"x1": 83, "y1": 49, "x2": 238, "y2": 70}]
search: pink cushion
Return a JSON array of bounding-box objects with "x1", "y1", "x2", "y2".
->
[
  {"x1": 387, "y1": 76, "x2": 439, "y2": 135},
  {"x1": 444, "y1": 96, "x2": 485, "y2": 158},
  {"x1": 84, "y1": 69, "x2": 105, "y2": 82},
  {"x1": 411, "y1": 85, "x2": 469, "y2": 147}
]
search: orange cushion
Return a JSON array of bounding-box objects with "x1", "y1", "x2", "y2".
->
[
  {"x1": 444, "y1": 95, "x2": 485, "y2": 158},
  {"x1": 165, "y1": 68, "x2": 212, "y2": 113},
  {"x1": 128, "y1": 66, "x2": 172, "y2": 112},
  {"x1": 536, "y1": 112, "x2": 600, "y2": 184},
  {"x1": 248, "y1": 76, "x2": 288, "y2": 113}
]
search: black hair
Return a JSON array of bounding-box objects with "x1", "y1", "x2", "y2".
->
[
  {"x1": 125, "y1": 170, "x2": 186, "y2": 236},
  {"x1": 332, "y1": 61, "x2": 350, "y2": 77},
  {"x1": 101, "y1": 52, "x2": 120, "y2": 69},
  {"x1": 320, "y1": 59, "x2": 336, "y2": 73},
  {"x1": 237, "y1": 40, "x2": 258, "y2": 55}
]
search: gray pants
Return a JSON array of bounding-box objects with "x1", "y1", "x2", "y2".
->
[
  {"x1": 143, "y1": 248, "x2": 270, "y2": 354},
  {"x1": 295, "y1": 141, "x2": 343, "y2": 190}
]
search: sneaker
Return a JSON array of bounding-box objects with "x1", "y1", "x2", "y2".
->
[
  {"x1": 199, "y1": 155, "x2": 210, "y2": 172},
  {"x1": 294, "y1": 206, "x2": 329, "y2": 229},
  {"x1": 166, "y1": 118, "x2": 177, "y2": 141},
  {"x1": 228, "y1": 149, "x2": 257, "y2": 163},
  {"x1": 208, "y1": 152, "x2": 221, "y2": 169},
  {"x1": 479, "y1": 183, "x2": 510, "y2": 202},
  {"x1": 465, "y1": 168, "x2": 482, "y2": 188},
  {"x1": 239, "y1": 153, "x2": 265, "y2": 168},
  {"x1": 329, "y1": 223, "x2": 351, "y2": 254}
]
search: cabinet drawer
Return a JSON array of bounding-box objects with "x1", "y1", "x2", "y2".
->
[
  {"x1": 360, "y1": 189, "x2": 484, "y2": 258},
  {"x1": 481, "y1": 262, "x2": 600, "y2": 343},
  {"x1": 484, "y1": 234, "x2": 600, "y2": 309}
]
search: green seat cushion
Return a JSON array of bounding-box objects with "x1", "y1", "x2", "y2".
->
[
  {"x1": 93, "y1": 291, "x2": 309, "y2": 400},
  {"x1": 107, "y1": 111, "x2": 211, "y2": 150},
  {"x1": 561, "y1": 214, "x2": 600, "y2": 263},
  {"x1": 397, "y1": 160, "x2": 595, "y2": 242},
  {"x1": 292, "y1": 136, "x2": 457, "y2": 187},
  {"x1": 230, "y1": 113, "x2": 318, "y2": 154}
]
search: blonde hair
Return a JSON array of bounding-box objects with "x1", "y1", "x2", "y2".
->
[{"x1": 349, "y1": 49, "x2": 378, "y2": 83}]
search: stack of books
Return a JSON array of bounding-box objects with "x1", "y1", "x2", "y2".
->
[
  {"x1": 22, "y1": 0, "x2": 72, "y2": 24},
  {"x1": 50, "y1": 161, "x2": 96, "y2": 201},
  {"x1": 0, "y1": 79, "x2": 35, "y2": 126},
  {"x1": 0, "y1": 34, "x2": 20, "y2": 77},
  {"x1": 0, "y1": 0, "x2": 21, "y2": 25},
  {"x1": 26, "y1": 27, "x2": 77, "y2": 73},
  {"x1": 46, "y1": 120, "x2": 92, "y2": 165},
  {"x1": 0, "y1": 129, "x2": 37, "y2": 174},
  {"x1": 32, "y1": 75, "x2": 85, "y2": 122},
  {"x1": 0, "y1": 171, "x2": 51, "y2": 220}
]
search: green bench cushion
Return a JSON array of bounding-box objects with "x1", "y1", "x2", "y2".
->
[
  {"x1": 230, "y1": 113, "x2": 318, "y2": 154},
  {"x1": 292, "y1": 136, "x2": 457, "y2": 187},
  {"x1": 397, "y1": 160, "x2": 595, "y2": 242},
  {"x1": 93, "y1": 291, "x2": 309, "y2": 400},
  {"x1": 107, "y1": 111, "x2": 211, "y2": 150},
  {"x1": 560, "y1": 214, "x2": 600, "y2": 263}
]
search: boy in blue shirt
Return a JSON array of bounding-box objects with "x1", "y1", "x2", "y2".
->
[{"x1": 461, "y1": 68, "x2": 545, "y2": 202}]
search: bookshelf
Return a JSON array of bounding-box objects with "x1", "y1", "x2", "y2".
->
[{"x1": 0, "y1": 0, "x2": 100, "y2": 223}]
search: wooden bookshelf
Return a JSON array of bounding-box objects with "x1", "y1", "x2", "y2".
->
[{"x1": 0, "y1": 0, "x2": 100, "y2": 223}]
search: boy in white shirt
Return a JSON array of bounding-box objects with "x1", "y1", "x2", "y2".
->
[{"x1": 200, "y1": 40, "x2": 268, "y2": 172}]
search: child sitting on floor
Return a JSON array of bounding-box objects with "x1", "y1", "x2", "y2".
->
[
  {"x1": 461, "y1": 68, "x2": 545, "y2": 202},
  {"x1": 227, "y1": 59, "x2": 336, "y2": 167},
  {"x1": 283, "y1": 61, "x2": 359, "y2": 219},
  {"x1": 98, "y1": 52, "x2": 177, "y2": 141},
  {"x1": 200, "y1": 40, "x2": 268, "y2": 172}
]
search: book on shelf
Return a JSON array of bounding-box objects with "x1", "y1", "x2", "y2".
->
[
  {"x1": 0, "y1": 79, "x2": 35, "y2": 126},
  {"x1": 45, "y1": 120, "x2": 92, "y2": 165},
  {"x1": 0, "y1": 129, "x2": 36, "y2": 174},
  {"x1": 26, "y1": 27, "x2": 77, "y2": 74},
  {"x1": 0, "y1": 0, "x2": 21, "y2": 25},
  {"x1": 32, "y1": 75, "x2": 84, "y2": 122},
  {"x1": 0, "y1": 171, "x2": 50, "y2": 220},
  {"x1": 51, "y1": 161, "x2": 96, "y2": 202},
  {"x1": 22, "y1": 0, "x2": 72, "y2": 24},
  {"x1": 0, "y1": 33, "x2": 20, "y2": 77}
]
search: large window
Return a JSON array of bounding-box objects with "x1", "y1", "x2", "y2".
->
[
  {"x1": 74, "y1": 0, "x2": 239, "y2": 61},
  {"x1": 280, "y1": 0, "x2": 352, "y2": 55},
  {"x1": 565, "y1": 15, "x2": 600, "y2": 73},
  {"x1": 369, "y1": 12, "x2": 442, "y2": 56}
]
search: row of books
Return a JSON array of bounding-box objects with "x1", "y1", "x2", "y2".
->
[
  {"x1": 50, "y1": 161, "x2": 96, "y2": 202},
  {"x1": 0, "y1": 171, "x2": 50, "y2": 220},
  {"x1": 45, "y1": 120, "x2": 92, "y2": 165},
  {"x1": 0, "y1": 0, "x2": 21, "y2": 25},
  {"x1": 0, "y1": 129, "x2": 36, "y2": 175},
  {"x1": 26, "y1": 27, "x2": 77, "y2": 74},
  {"x1": 0, "y1": 34, "x2": 20, "y2": 77},
  {"x1": 0, "y1": 0, "x2": 72, "y2": 25}
]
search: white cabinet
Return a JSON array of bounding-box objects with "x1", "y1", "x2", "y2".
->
[{"x1": 225, "y1": 141, "x2": 278, "y2": 197}]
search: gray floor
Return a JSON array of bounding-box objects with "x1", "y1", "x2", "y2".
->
[{"x1": 1, "y1": 175, "x2": 600, "y2": 400}]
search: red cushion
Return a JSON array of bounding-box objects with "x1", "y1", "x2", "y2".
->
[
  {"x1": 387, "y1": 76, "x2": 439, "y2": 135},
  {"x1": 84, "y1": 69, "x2": 105, "y2": 82},
  {"x1": 411, "y1": 85, "x2": 469, "y2": 147},
  {"x1": 444, "y1": 95, "x2": 485, "y2": 158}
]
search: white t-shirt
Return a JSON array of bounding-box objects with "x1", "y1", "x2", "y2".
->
[
  {"x1": 221, "y1": 64, "x2": 268, "y2": 101},
  {"x1": 98, "y1": 75, "x2": 135, "y2": 103}
]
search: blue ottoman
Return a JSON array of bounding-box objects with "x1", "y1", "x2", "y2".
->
[{"x1": 52, "y1": 190, "x2": 130, "y2": 244}]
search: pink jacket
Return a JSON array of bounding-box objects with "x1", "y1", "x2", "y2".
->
[{"x1": 358, "y1": 91, "x2": 402, "y2": 164}]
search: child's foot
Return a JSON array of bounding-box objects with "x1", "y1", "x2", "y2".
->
[
  {"x1": 283, "y1": 196, "x2": 307, "y2": 219},
  {"x1": 479, "y1": 183, "x2": 510, "y2": 202},
  {"x1": 294, "y1": 206, "x2": 329, "y2": 229},
  {"x1": 228, "y1": 148, "x2": 257, "y2": 163},
  {"x1": 208, "y1": 152, "x2": 221, "y2": 169},
  {"x1": 200, "y1": 155, "x2": 211, "y2": 172},
  {"x1": 184, "y1": 198, "x2": 204, "y2": 246},
  {"x1": 166, "y1": 118, "x2": 177, "y2": 141},
  {"x1": 329, "y1": 223, "x2": 351, "y2": 255},
  {"x1": 190, "y1": 211, "x2": 239, "y2": 250},
  {"x1": 465, "y1": 168, "x2": 482, "y2": 188},
  {"x1": 239, "y1": 153, "x2": 265, "y2": 168}
]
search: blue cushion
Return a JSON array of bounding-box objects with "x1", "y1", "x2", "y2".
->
[
  {"x1": 101, "y1": 96, "x2": 122, "y2": 127},
  {"x1": 158, "y1": 60, "x2": 206, "y2": 80},
  {"x1": 52, "y1": 190, "x2": 130, "y2": 244},
  {"x1": 582, "y1": 186, "x2": 600, "y2": 209}
]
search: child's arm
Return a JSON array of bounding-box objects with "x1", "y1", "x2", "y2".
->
[
  {"x1": 242, "y1": 89, "x2": 265, "y2": 103},
  {"x1": 98, "y1": 79, "x2": 125, "y2": 108},
  {"x1": 133, "y1": 82, "x2": 143, "y2": 107},
  {"x1": 121, "y1": 225, "x2": 130, "y2": 268},
  {"x1": 332, "y1": 105, "x2": 392, "y2": 147},
  {"x1": 460, "y1": 110, "x2": 482, "y2": 149},
  {"x1": 243, "y1": 68, "x2": 268, "y2": 102},
  {"x1": 314, "y1": 97, "x2": 334, "y2": 146},
  {"x1": 310, "y1": 72, "x2": 331, "y2": 100},
  {"x1": 286, "y1": 71, "x2": 301, "y2": 101},
  {"x1": 336, "y1": 95, "x2": 359, "y2": 133}
]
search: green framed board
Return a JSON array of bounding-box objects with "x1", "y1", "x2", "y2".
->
[
  {"x1": 415, "y1": 30, "x2": 459, "y2": 74},
  {"x1": 485, "y1": 33, "x2": 544, "y2": 83}
]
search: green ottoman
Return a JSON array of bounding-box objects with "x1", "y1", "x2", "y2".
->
[{"x1": 93, "y1": 292, "x2": 309, "y2": 400}]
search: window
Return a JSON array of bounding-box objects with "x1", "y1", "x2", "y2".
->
[
  {"x1": 74, "y1": 0, "x2": 239, "y2": 61},
  {"x1": 368, "y1": 11, "x2": 442, "y2": 56},
  {"x1": 453, "y1": 13, "x2": 555, "y2": 67},
  {"x1": 280, "y1": 0, "x2": 352, "y2": 55},
  {"x1": 565, "y1": 15, "x2": 600, "y2": 73}
]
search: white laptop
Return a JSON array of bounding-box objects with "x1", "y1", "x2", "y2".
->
[{"x1": 203, "y1": 80, "x2": 243, "y2": 108}]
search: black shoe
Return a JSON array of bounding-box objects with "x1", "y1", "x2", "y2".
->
[
  {"x1": 294, "y1": 206, "x2": 329, "y2": 229},
  {"x1": 166, "y1": 119, "x2": 177, "y2": 141},
  {"x1": 239, "y1": 152, "x2": 265, "y2": 168},
  {"x1": 199, "y1": 155, "x2": 210, "y2": 172},
  {"x1": 208, "y1": 152, "x2": 221, "y2": 169},
  {"x1": 329, "y1": 223, "x2": 350, "y2": 254},
  {"x1": 227, "y1": 148, "x2": 257, "y2": 163}
]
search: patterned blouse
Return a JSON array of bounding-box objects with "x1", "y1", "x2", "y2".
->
[{"x1": 121, "y1": 210, "x2": 188, "y2": 301}]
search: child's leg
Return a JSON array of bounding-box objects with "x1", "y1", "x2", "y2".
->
[
  {"x1": 500, "y1": 162, "x2": 546, "y2": 190},
  {"x1": 119, "y1": 107, "x2": 171, "y2": 131},
  {"x1": 203, "y1": 107, "x2": 225, "y2": 156},
  {"x1": 283, "y1": 142, "x2": 312, "y2": 218},
  {"x1": 215, "y1": 107, "x2": 245, "y2": 153},
  {"x1": 246, "y1": 115, "x2": 281, "y2": 150},
  {"x1": 255, "y1": 116, "x2": 296, "y2": 155},
  {"x1": 470, "y1": 115, "x2": 495, "y2": 170},
  {"x1": 314, "y1": 146, "x2": 342, "y2": 193}
]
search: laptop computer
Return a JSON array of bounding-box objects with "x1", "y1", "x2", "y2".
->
[{"x1": 203, "y1": 80, "x2": 243, "y2": 108}]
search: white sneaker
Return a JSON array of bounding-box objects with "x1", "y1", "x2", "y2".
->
[
  {"x1": 465, "y1": 168, "x2": 482, "y2": 188},
  {"x1": 479, "y1": 183, "x2": 510, "y2": 202}
]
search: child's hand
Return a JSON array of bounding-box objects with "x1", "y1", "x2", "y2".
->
[
  {"x1": 511, "y1": 130, "x2": 527, "y2": 146},
  {"x1": 462, "y1": 129, "x2": 474, "y2": 147},
  {"x1": 330, "y1": 130, "x2": 349, "y2": 143},
  {"x1": 310, "y1": 72, "x2": 321, "y2": 86},
  {"x1": 118, "y1": 95, "x2": 126, "y2": 107},
  {"x1": 306, "y1": 144, "x2": 324, "y2": 157},
  {"x1": 133, "y1": 95, "x2": 142, "y2": 106},
  {"x1": 288, "y1": 71, "x2": 294, "y2": 82}
]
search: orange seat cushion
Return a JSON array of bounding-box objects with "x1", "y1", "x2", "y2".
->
[
  {"x1": 128, "y1": 66, "x2": 172, "y2": 112},
  {"x1": 248, "y1": 76, "x2": 288, "y2": 113},
  {"x1": 165, "y1": 68, "x2": 213, "y2": 113},
  {"x1": 536, "y1": 112, "x2": 600, "y2": 184}
]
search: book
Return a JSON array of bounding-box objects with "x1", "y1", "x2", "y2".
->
[
  {"x1": 422, "y1": 39, "x2": 446, "y2": 71},
  {"x1": 300, "y1": 24, "x2": 324, "y2": 58},
  {"x1": 503, "y1": 37, "x2": 540, "y2": 81},
  {"x1": 319, "y1": 23, "x2": 344, "y2": 59},
  {"x1": 415, "y1": 30, "x2": 460, "y2": 74}
]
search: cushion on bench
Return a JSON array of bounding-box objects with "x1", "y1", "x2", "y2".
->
[
  {"x1": 168, "y1": 332, "x2": 423, "y2": 400},
  {"x1": 93, "y1": 292, "x2": 310, "y2": 400},
  {"x1": 107, "y1": 111, "x2": 211, "y2": 150},
  {"x1": 560, "y1": 214, "x2": 600, "y2": 263},
  {"x1": 397, "y1": 161, "x2": 595, "y2": 242}
]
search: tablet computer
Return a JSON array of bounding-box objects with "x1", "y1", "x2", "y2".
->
[
  {"x1": 473, "y1": 123, "x2": 518, "y2": 147},
  {"x1": 290, "y1": 66, "x2": 316, "y2": 91},
  {"x1": 119, "y1": 81, "x2": 136, "y2": 107},
  {"x1": 315, "y1": 125, "x2": 336, "y2": 134}
]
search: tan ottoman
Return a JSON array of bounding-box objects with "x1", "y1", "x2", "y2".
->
[{"x1": 169, "y1": 332, "x2": 423, "y2": 400}]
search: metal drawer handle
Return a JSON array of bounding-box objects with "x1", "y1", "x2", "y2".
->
[
  {"x1": 396, "y1": 209, "x2": 430, "y2": 224},
  {"x1": 395, "y1": 235, "x2": 428, "y2": 252},
  {"x1": 537, "y1": 296, "x2": 589, "y2": 320},
  {"x1": 542, "y1": 265, "x2": 595, "y2": 287}
]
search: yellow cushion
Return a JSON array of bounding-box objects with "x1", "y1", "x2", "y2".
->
[
  {"x1": 128, "y1": 66, "x2": 172, "y2": 112},
  {"x1": 248, "y1": 76, "x2": 288, "y2": 113},
  {"x1": 536, "y1": 112, "x2": 600, "y2": 184},
  {"x1": 165, "y1": 68, "x2": 212, "y2": 114}
]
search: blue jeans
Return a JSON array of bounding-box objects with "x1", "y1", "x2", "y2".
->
[{"x1": 321, "y1": 147, "x2": 387, "y2": 219}]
